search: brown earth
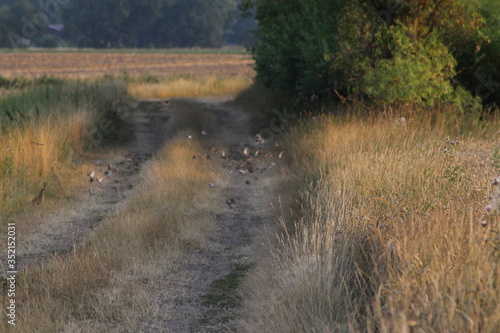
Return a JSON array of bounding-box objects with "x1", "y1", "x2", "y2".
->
[{"x1": 0, "y1": 52, "x2": 255, "y2": 79}]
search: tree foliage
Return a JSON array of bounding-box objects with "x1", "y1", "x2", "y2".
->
[
  {"x1": 454, "y1": 0, "x2": 500, "y2": 105},
  {"x1": 0, "y1": 1, "x2": 36, "y2": 48},
  {"x1": 0, "y1": 0, "x2": 255, "y2": 49},
  {"x1": 246, "y1": 0, "x2": 499, "y2": 107},
  {"x1": 61, "y1": 0, "x2": 240, "y2": 48},
  {"x1": 244, "y1": 0, "x2": 343, "y2": 100}
]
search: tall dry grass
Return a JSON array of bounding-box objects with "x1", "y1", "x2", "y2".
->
[
  {"x1": 241, "y1": 112, "x2": 500, "y2": 332},
  {"x1": 1, "y1": 135, "x2": 225, "y2": 332},
  {"x1": 0, "y1": 111, "x2": 91, "y2": 216},
  {"x1": 127, "y1": 74, "x2": 253, "y2": 99},
  {"x1": 0, "y1": 81, "x2": 127, "y2": 221}
]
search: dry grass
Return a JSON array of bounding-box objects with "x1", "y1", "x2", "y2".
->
[
  {"x1": 0, "y1": 110, "x2": 91, "y2": 217},
  {"x1": 1, "y1": 135, "x2": 225, "y2": 332},
  {"x1": 241, "y1": 112, "x2": 500, "y2": 332},
  {"x1": 0, "y1": 81, "x2": 127, "y2": 223},
  {"x1": 128, "y1": 75, "x2": 253, "y2": 99}
]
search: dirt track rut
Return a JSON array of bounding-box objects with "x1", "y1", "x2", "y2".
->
[
  {"x1": 2, "y1": 98, "x2": 279, "y2": 332},
  {"x1": 158, "y1": 100, "x2": 278, "y2": 332},
  {"x1": 0, "y1": 99, "x2": 171, "y2": 278}
]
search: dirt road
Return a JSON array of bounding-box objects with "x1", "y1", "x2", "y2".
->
[
  {"x1": 158, "y1": 100, "x2": 279, "y2": 332},
  {"x1": 0, "y1": 98, "x2": 171, "y2": 277},
  {"x1": 3, "y1": 97, "x2": 280, "y2": 332}
]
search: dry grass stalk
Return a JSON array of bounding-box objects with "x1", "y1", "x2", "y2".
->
[
  {"x1": 241, "y1": 113, "x2": 500, "y2": 332},
  {"x1": 0, "y1": 80, "x2": 128, "y2": 223},
  {"x1": 0, "y1": 110, "x2": 93, "y2": 218},
  {"x1": 127, "y1": 75, "x2": 253, "y2": 99},
  {"x1": 0, "y1": 136, "x2": 225, "y2": 332}
]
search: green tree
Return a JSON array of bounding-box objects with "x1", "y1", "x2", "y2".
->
[
  {"x1": 61, "y1": 0, "x2": 238, "y2": 48},
  {"x1": 119, "y1": 0, "x2": 166, "y2": 48},
  {"x1": 335, "y1": 0, "x2": 484, "y2": 107},
  {"x1": 247, "y1": 0, "x2": 493, "y2": 108},
  {"x1": 0, "y1": 5, "x2": 13, "y2": 47},
  {"x1": 359, "y1": 26, "x2": 458, "y2": 106},
  {"x1": 453, "y1": 0, "x2": 500, "y2": 105},
  {"x1": 0, "y1": 1, "x2": 36, "y2": 48},
  {"x1": 225, "y1": 7, "x2": 257, "y2": 46},
  {"x1": 244, "y1": 0, "x2": 344, "y2": 100},
  {"x1": 156, "y1": 0, "x2": 237, "y2": 47},
  {"x1": 62, "y1": 0, "x2": 131, "y2": 48}
]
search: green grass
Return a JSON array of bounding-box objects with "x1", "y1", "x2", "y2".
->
[
  {"x1": 0, "y1": 75, "x2": 64, "y2": 89},
  {"x1": 194, "y1": 262, "x2": 253, "y2": 330},
  {"x1": 201, "y1": 263, "x2": 252, "y2": 309},
  {"x1": 493, "y1": 147, "x2": 500, "y2": 172},
  {"x1": 0, "y1": 77, "x2": 126, "y2": 131}
]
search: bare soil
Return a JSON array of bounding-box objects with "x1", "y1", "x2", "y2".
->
[
  {"x1": 0, "y1": 53, "x2": 255, "y2": 79},
  {"x1": 159, "y1": 99, "x2": 280, "y2": 332}
]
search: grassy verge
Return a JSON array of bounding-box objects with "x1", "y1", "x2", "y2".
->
[
  {"x1": 127, "y1": 74, "x2": 253, "y2": 99},
  {"x1": 0, "y1": 135, "x2": 225, "y2": 332},
  {"x1": 0, "y1": 79, "x2": 128, "y2": 222},
  {"x1": 241, "y1": 110, "x2": 500, "y2": 332}
]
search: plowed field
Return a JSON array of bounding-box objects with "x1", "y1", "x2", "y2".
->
[{"x1": 0, "y1": 51, "x2": 255, "y2": 78}]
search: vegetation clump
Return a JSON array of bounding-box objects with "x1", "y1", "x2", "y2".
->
[
  {"x1": 241, "y1": 110, "x2": 500, "y2": 332},
  {"x1": 0, "y1": 79, "x2": 128, "y2": 220},
  {"x1": 244, "y1": 0, "x2": 500, "y2": 107}
]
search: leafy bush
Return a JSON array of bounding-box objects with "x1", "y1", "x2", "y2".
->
[
  {"x1": 245, "y1": 0, "x2": 343, "y2": 101},
  {"x1": 359, "y1": 26, "x2": 457, "y2": 106},
  {"x1": 34, "y1": 34, "x2": 61, "y2": 48},
  {"x1": 454, "y1": 0, "x2": 500, "y2": 105},
  {"x1": 62, "y1": 0, "x2": 240, "y2": 48},
  {"x1": 246, "y1": 0, "x2": 497, "y2": 109}
]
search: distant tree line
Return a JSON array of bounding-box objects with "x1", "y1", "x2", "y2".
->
[
  {"x1": 0, "y1": 0, "x2": 256, "y2": 49},
  {"x1": 243, "y1": 0, "x2": 500, "y2": 107}
]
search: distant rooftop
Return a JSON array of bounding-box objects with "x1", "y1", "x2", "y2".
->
[{"x1": 47, "y1": 24, "x2": 64, "y2": 32}]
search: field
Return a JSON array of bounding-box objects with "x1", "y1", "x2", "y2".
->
[
  {"x1": 0, "y1": 51, "x2": 255, "y2": 79},
  {"x1": 0, "y1": 50, "x2": 255, "y2": 99}
]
